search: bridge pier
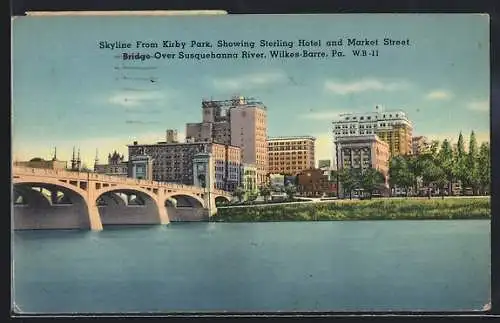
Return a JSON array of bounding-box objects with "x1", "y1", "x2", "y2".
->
[
  {"x1": 87, "y1": 204, "x2": 103, "y2": 231},
  {"x1": 157, "y1": 201, "x2": 170, "y2": 225}
]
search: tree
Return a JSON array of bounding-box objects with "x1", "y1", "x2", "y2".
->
[
  {"x1": 437, "y1": 139, "x2": 455, "y2": 195},
  {"x1": 421, "y1": 160, "x2": 447, "y2": 198},
  {"x1": 453, "y1": 131, "x2": 468, "y2": 195},
  {"x1": 457, "y1": 132, "x2": 466, "y2": 158},
  {"x1": 407, "y1": 155, "x2": 425, "y2": 194},
  {"x1": 233, "y1": 186, "x2": 245, "y2": 203},
  {"x1": 388, "y1": 156, "x2": 414, "y2": 197},
  {"x1": 360, "y1": 167, "x2": 385, "y2": 199},
  {"x1": 467, "y1": 131, "x2": 481, "y2": 195},
  {"x1": 259, "y1": 185, "x2": 271, "y2": 202},
  {"x1": 246, "y1": 191, "x2": 258, "y2": 203},
  {"x1": 338, "y1": 168, "x2": 360, "y2": 199},
  {"x1": 478, "y1": 142, "x2": 491, "y2": 195},
  {"x1": 429, "y1": 140, "x2": 441, "y2": 159},
  {"x1": 435, "y1": 168, "x2": 449, "y2": 199},
  {"x1": 284, "y1": 183, "x2": 297, "y2": 200}
]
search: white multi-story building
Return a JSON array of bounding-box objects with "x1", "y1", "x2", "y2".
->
[{"x1": 332, "y1": 108, "x2": 413, "y2": 157}]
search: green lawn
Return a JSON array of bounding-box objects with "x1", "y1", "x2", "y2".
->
[{"x1": 213, "y1": 197, "x2": 491, "y2": 222}]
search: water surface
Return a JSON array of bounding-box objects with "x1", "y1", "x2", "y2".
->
[{"x1": 12, "y1": 220, "x2": 490, "y2": 313}]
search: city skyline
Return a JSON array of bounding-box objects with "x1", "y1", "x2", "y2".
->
[{"x1": 12, "y1": 14, "x2": 489, "y2": 167}]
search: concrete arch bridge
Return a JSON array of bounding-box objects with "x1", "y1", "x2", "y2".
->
[{"x1": 12, "y1": 166, "x2": 232, "y2": 231}]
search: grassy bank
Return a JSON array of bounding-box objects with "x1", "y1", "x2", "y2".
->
[{"x1": 213, "y1": 197, "x2": 491, "y2": 222}]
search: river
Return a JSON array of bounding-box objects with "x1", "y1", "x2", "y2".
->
[{"x1": 12, "y1": 220, "x2": 490, "y2": 313}]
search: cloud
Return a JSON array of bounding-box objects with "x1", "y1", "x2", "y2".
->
[
  {"x1": 324, "y1": 78, "x2": 409, "y2": 95},
  {"x1": 211, "y1": 71, "x2": 287, "y2": 91},
  {"x1": 108, "y1": 90, "x2": 166, "y2": 107},
  {"x1": 425, "y1": 90, "x2": 453, "y2": 100},
  {"x1": 467, "y1": 100, "x2": 489, "y2": 112}
]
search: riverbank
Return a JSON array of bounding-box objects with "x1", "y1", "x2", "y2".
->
[{"x1": 213, "y1": 197, "x2": 491, "y2": 222}]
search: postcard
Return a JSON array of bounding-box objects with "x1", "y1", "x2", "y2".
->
[{"x1": 11, "y1": 13, "x2": 490, "y2": 314}]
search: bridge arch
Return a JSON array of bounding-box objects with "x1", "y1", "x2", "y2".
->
[
  {"x1": 98, "y1": 193, "x2": 127, "y2": 206},
  {"x1": 13, "y1": 179, "x2": 92, "y2": 230},
  {"x1": 164, "y1": 193, "x2": 206, "y2": 222},
  {"x1": 94, "y1": 185, "x2": 165, "y2": 226},
  {"x1": 14, "y1": 185, "x2": 51, "y2": 207},
  {"x1": 13, "y1": 177, "x2": 88, "y2": 202},
  {"x1": 95, "y1": 185, "x2": 157, "y2": 205},
  {"x1": 214, "y1": 195, "x2": 231, "y2": 206},
  {"x1": 164, "y1": 193, "x2": 204, "y2": 208}
]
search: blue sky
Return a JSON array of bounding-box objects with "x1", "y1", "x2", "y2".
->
[{"x1": 12, "y1": 14, "x2": 490, "y2": 167}]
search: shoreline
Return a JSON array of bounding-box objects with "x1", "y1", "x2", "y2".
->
[{"x1": 210, "y1": 217, "x2": 490, "y2": 223}]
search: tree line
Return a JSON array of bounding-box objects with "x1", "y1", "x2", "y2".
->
[
  {"x1": 333, "y1": 131, "x2": 490, "y2": 199},
  {"x1": 332, "y1": 167, "x2": 386, "y2": 199},
  {"x1": 388, "y1": 131, "x2": 490, "y2": 197}
]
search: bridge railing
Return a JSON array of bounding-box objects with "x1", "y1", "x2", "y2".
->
[
  {"x1": 13, "y1": 166, "x2": 90, "y2": 180},
  {"x1": 13, "y1": 166, "x2": 232, "y2": 196}
]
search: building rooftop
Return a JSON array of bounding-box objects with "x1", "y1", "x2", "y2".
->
[
  {"x1": 201, "y1": 96, "x2": 267, "y2": 110},
  {"x1": 127, "y1": 140, "x2": 241, "y2": 149},
  {"x1": 333, "y1": 109, "x2": 410, "y2": 122},
  {"x1": 268, "y1": 135, "x2": 316, "y2": 141}
]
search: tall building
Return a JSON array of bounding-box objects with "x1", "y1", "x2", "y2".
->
[
  {"x1": 332, "y1": 108, "x2": 413, "y2": 157},
  {"x1": 335, "y1": 134, "x2": 390, "y2": 193},
  {"x1": 94, "y1": 151, "x2": 128, "y2": 177},
  {"x1": 267, "y1": 136, "x2": 316, "y2": 175},
  {"x1": 128, "y1": 139, "x2": 241, "y2": 191},
  {"x1": 185, "y1": 96, "x2": 268, "y2": 186},
  {"x1": 412, "y1": 136, "x2": 431, "y2": 155}
]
